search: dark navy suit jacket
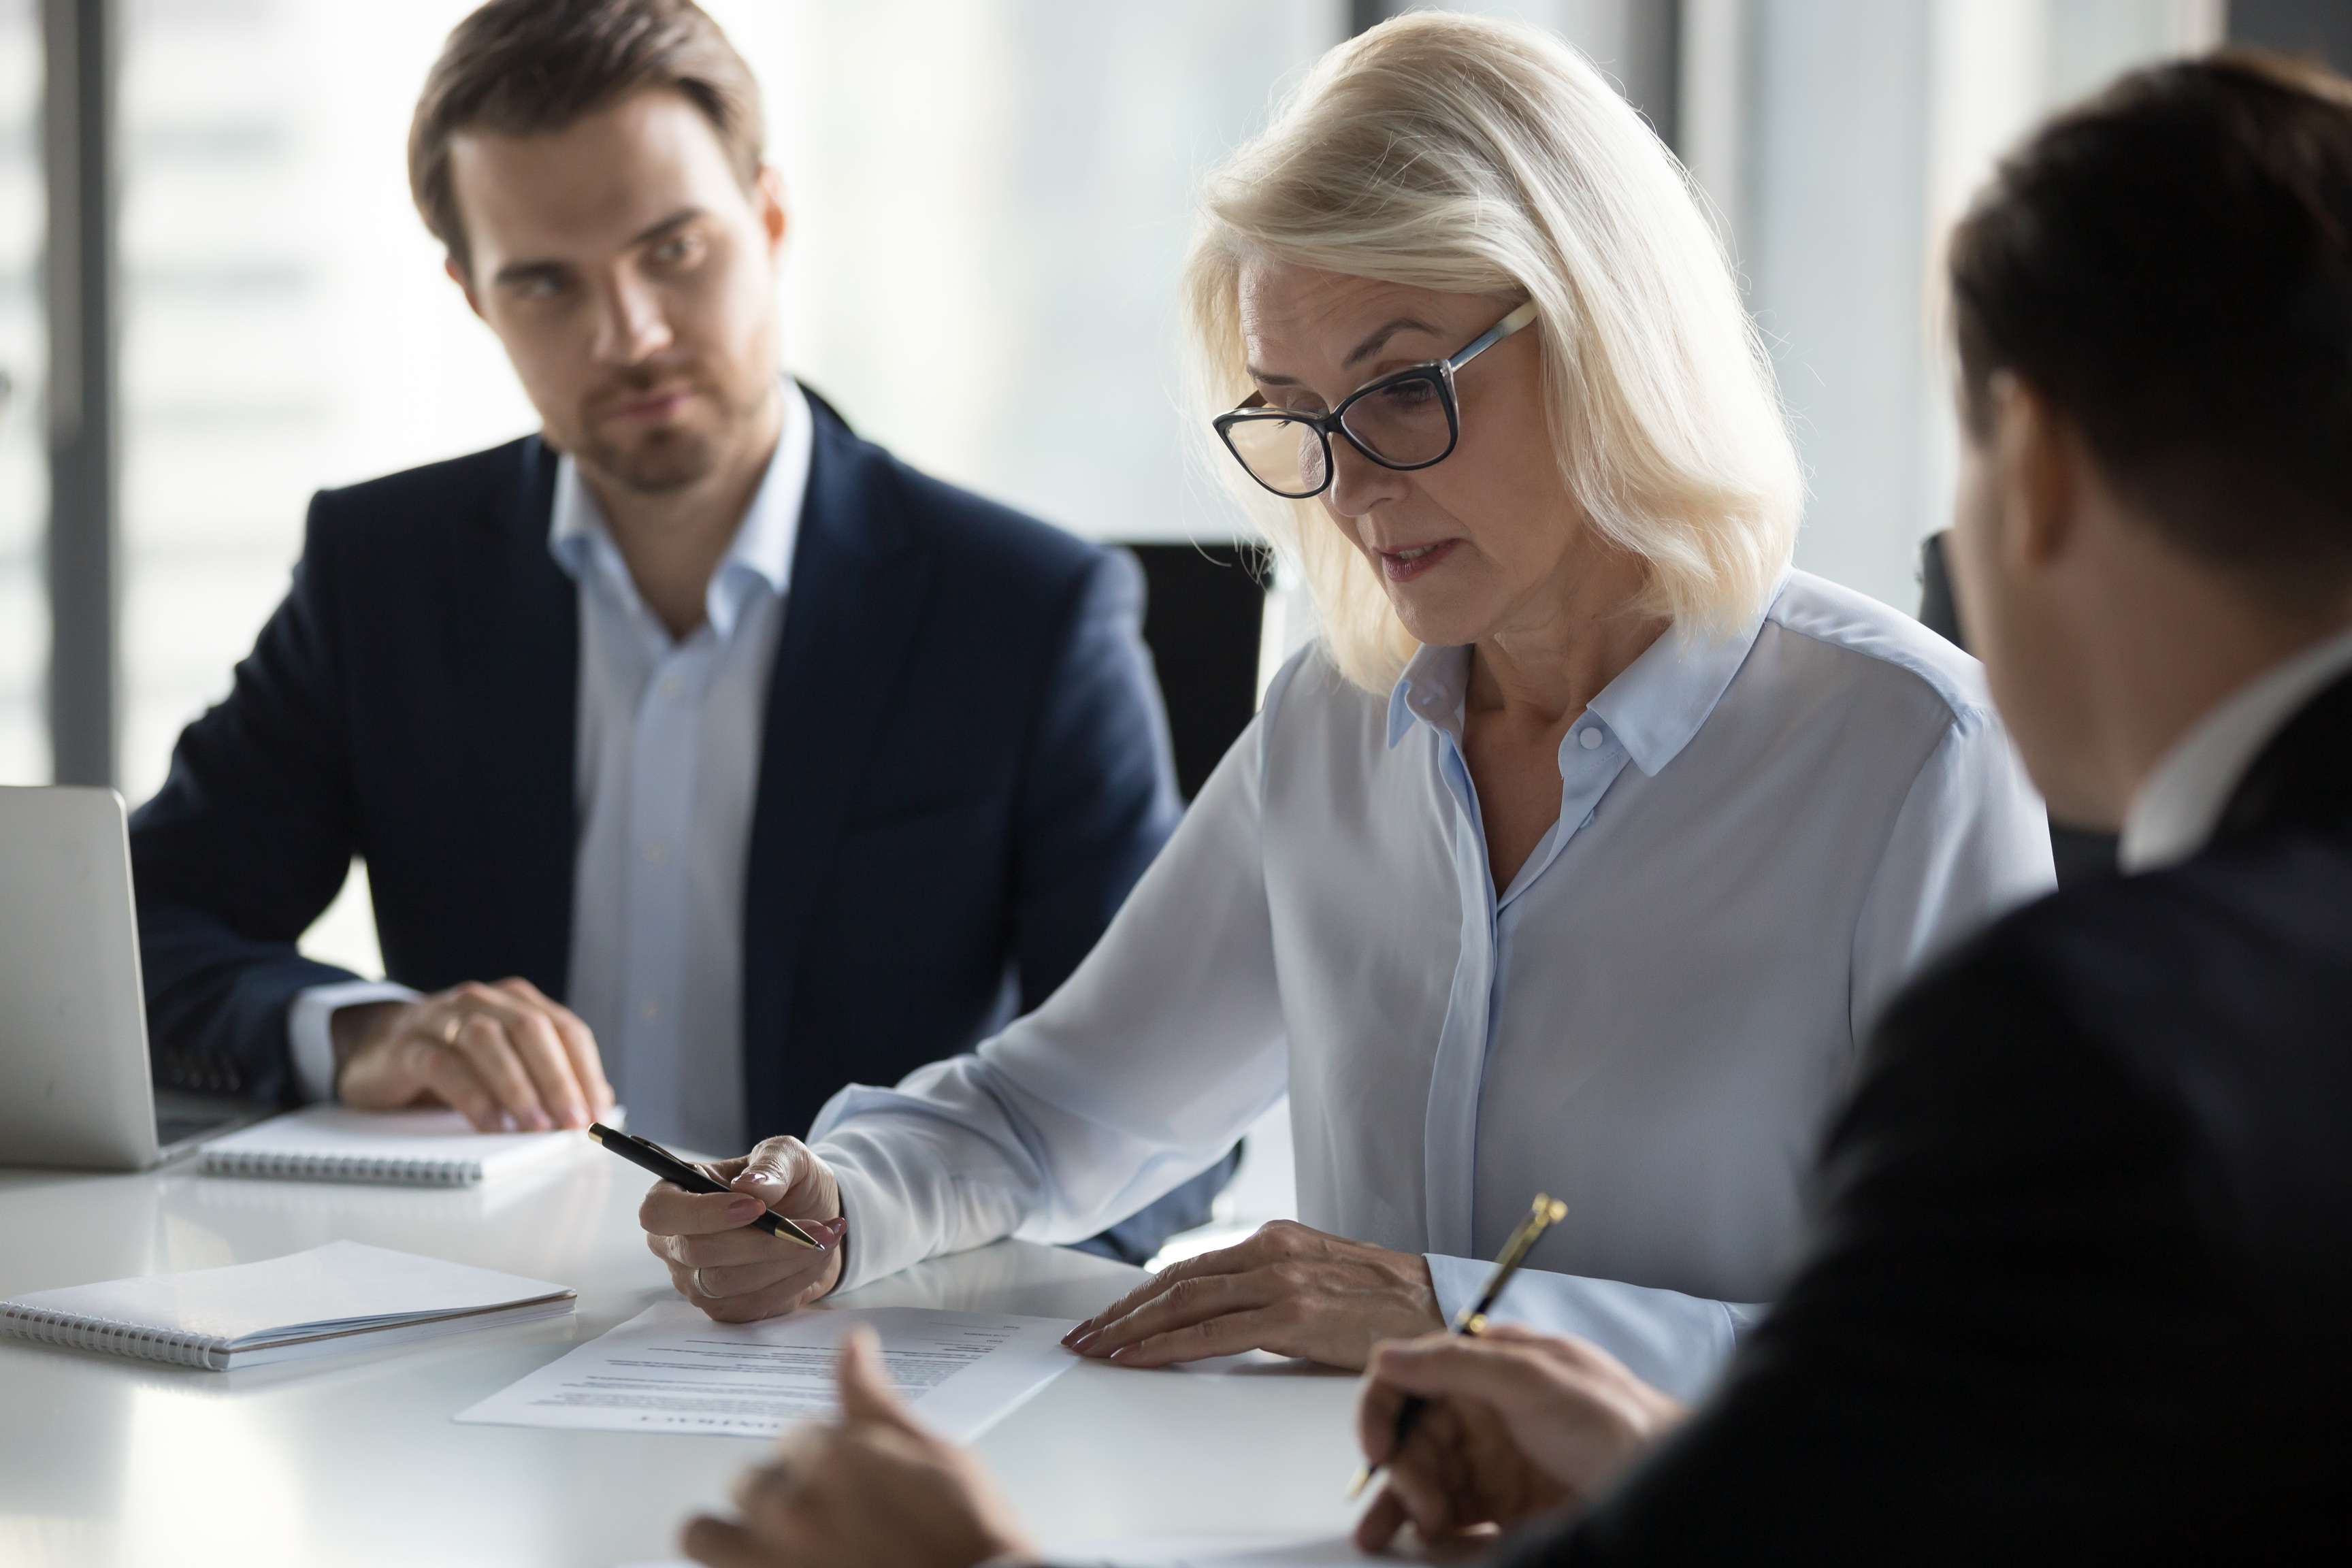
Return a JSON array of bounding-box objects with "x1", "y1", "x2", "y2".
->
[
  {"x1": 130, "y1": 392, "x2": 1234, "y2": 1261},
  {"x1": 1497, "y1": 673, "x2": 2352, "y2": 1563}
]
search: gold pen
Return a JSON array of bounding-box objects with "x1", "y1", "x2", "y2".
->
[{"x1": 1349, "y1": 1193, "x2": 1569, "y2": 1499}]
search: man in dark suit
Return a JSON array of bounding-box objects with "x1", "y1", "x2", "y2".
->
[
  {"x1": 661, "y1": 49, "x2": 2352, "y2": 1568},
  {"x1": 130, "y1": 0, "x2": 1231, "y2": 1262}
]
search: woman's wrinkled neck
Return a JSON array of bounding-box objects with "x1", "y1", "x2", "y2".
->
[{"x1": 1468, "y1": 539, "x2": 1665, "y2": 727}]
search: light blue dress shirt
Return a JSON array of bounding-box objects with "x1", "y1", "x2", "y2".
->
[
  {"x1": 289, "y1": 387, "x2": 813, "y2": 1157},
  {"x1": 807, "y1": 570, "x2": 2056, "y2": 1399}
]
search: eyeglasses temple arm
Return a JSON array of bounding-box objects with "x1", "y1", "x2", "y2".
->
[{"x1": 1448, "y1": 300, "x2": 1540, "y2": 371}]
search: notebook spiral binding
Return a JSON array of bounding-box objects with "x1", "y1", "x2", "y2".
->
[
  {"x1": 199, "y1": 1149, "x2": 480, "y2": 1186},
  {"x1": 0, "y1": 1304, "x2": 229, "y2": 1369}
]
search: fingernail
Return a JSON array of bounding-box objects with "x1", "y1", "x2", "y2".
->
[
  {"x1": 727, "y1": 1195, "x2": 764, "y2": 1221},
  {"x1": 523, "y1": 1109, "x2": 551, "y2": 1132},
  {"x1": 1072, "y1": 1329, "x2": 1105, "y2": 1355},
  {"x1": 562, "y1": 1103, "x2": 587, "y2": 1128}
]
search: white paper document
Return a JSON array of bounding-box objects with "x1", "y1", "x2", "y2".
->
[
  {"x1": 456, "y1": 1301, "x2": 1075, "y2": 1441},
  {"x1": 1064, "y1": 1537, "x2": 1385, "y2": 1566},
  {"x1": 623, "y1": 1537, "x2": 1387, "y2": 1568}
]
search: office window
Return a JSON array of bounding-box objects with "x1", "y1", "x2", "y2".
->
[
  {"x1": 1676, "y1": 0, "x2": 2221, "y2": 612},
  {"x1": 0, "y1": 0, "x2": 42, "y2": 786},
  {"x1": 116, "y1": 0, "x2": 537, "y2": 812},
  {"x1": 772, "y1": 2, "x2": 1344, "y2": 544}
]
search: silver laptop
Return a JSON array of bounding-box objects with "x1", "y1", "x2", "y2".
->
[{"x1": 0, "y1": 785, "x2": 270, "y2": 1170}]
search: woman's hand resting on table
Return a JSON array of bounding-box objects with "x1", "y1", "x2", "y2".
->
[
  {"x1": 683, "y1": 1329, "x2": 1034, "y2": 1568},
  {"x1": 1062, "y1": 1220, "x2": 1445, "y2": 1369},
  {"x1": 638, "y1": 1135, "x2": 849, "y2": 1322},
  {"x1": 1352, "y1": 1324, "x2": 1686, "y2": 1553}
]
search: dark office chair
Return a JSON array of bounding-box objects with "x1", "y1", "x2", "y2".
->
[
  {"x1": 1126, "y1": 541, "x2": 1273, "y2": 801},
  {"x1": 1918, "y1": 531, "x2": 2119, "y2": 885}
]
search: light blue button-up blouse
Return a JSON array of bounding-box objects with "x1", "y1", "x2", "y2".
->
[{"x1": 811, "y1": 570, "x2": 2056, "y2": 1396}]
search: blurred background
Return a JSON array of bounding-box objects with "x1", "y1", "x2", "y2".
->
[{"x1": 3, "y1": 0, "x2": 2347, "y2": 977}]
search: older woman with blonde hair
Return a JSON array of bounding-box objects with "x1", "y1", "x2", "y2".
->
[{"x1": 638, "y1": 11, "x2": 2053, "y2": 1409}]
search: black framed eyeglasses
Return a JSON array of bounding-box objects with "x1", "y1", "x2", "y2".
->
[{"x1": 1213, "y1": 301, "x2": 1538, "y2": 500}]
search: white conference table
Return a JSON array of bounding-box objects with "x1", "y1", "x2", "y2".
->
[{"x1": 0, "y1": 1147, "x2": 1366, "y2": 1567}]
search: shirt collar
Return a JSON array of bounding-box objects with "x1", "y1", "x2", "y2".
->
[
  {"x1": 1384, "y1": 577, "x2": 1778, "y2": 777},
  {"x1": 1586, "y1": 591, "x2": 1775, "y2": 777},
  {"x1": 547, "y1": 380, "x2": 814, "y2": 641},
  {"x1": 1386, "y1": 642, "x2": 1470, "y2": 748},
  {"x1": 2121, "y1": 623, "x2": 2352, "y2": 873}
]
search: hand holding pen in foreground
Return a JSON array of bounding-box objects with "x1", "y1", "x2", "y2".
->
[{"x1": 1352, "y1": 1326, "x2": 1686, "y2": 1553}]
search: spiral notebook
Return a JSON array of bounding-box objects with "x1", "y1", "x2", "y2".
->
[
  {"x1": 198, "y1": 1105, "x2": 609, "y2": 1186},
  {"x1": 0, "y1": 1241, "x2": 575, "y2": 1371}
]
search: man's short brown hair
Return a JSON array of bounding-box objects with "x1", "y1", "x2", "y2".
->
[
  {"x1": 1948, "y1": 50, "x2": 2352, "y2": 595},
  {"x1": 409, "y1": 0, "x2": 765, "y2": 278}
]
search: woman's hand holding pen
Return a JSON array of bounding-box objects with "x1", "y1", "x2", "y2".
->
[
  {"x1": 1352, "y1": 1325, "x2": 1685, "y2": 1553},
  {"x1": 1062, "y1": 1220, "x2": 1445, "y2": 1369},
  {"x1": 640, "y1": 1136, "x2": 850, "y2": 1322}
]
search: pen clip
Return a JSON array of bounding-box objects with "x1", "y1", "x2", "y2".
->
[{"x1": 633, "y1": 1132, "x2": 717, "y2": 1181}]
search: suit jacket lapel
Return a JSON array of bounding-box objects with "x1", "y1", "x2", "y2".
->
[
  {"x1": 740, "y1": 400, "x2": 932, "y2": 1132},
  {"x1": 448, "y1": 435, "x2": 578, "y2": 1000}
]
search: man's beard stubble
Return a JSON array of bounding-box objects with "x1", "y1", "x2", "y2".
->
[
  {"x1": 579, "y1": 365, "x2": 766, "y2": 497},
  {"x1": 587, "y1": 422, "x2": 719, "y2": 496}
]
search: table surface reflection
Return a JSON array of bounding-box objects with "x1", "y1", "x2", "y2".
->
[{"x1": 0, "y1": 1150, "x2": 1362, "y2": 1568}]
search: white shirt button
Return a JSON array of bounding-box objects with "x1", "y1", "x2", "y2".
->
[{"x1": 1578, "y1": 727, "x2": 1603, "y2": 750}]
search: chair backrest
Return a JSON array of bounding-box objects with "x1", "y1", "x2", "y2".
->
[
  {"x1": 1917, "y1": 532, "x2": 2119, "y2": 885},
  {"x1": 1125, "y1": 542, "x2": 1272, "y2": 802}
]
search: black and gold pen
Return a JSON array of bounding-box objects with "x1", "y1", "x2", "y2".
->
[
  {"x1": 1349, "y1": 1193, "x2": 1569, "y2": 1499},
  {"x1": 587, "y1": 1122, "x2": 829, "y2": 1249}
]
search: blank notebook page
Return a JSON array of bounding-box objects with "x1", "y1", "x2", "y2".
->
[
  {"x1": 0, "y1": 1241, "x2": 574, "y2": 1370},
  {"x1": 199, "y1": 1106, "x2": 604, "y2": 1186}
]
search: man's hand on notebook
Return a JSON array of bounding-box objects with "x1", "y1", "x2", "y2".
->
[
  {"x1": 333, "y1": 977, "x2": 616, "y2": 1133},
  {"x1": 642, "y1": 1136, "x2": 847, "y2": 1322}
]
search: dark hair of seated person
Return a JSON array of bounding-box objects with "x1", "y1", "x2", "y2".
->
[{"x1": 1948, "y1": 48, "x2": 2352, "y2": 605}]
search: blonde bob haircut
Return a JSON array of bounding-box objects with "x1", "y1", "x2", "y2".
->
[{"x1": 1183, "y1": 12, "x2": 1802, "y2": 693}]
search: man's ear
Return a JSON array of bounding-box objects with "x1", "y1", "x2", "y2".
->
[
  {"x1": 444, "y1": 254, "x2": 485, "y2": 322},
  {"x1": 1990, "y1": 373, "x2": 2080, "y2": 574},
  {"x1": 755, "y1": 165, "x2": 789, "y2": 256}
]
